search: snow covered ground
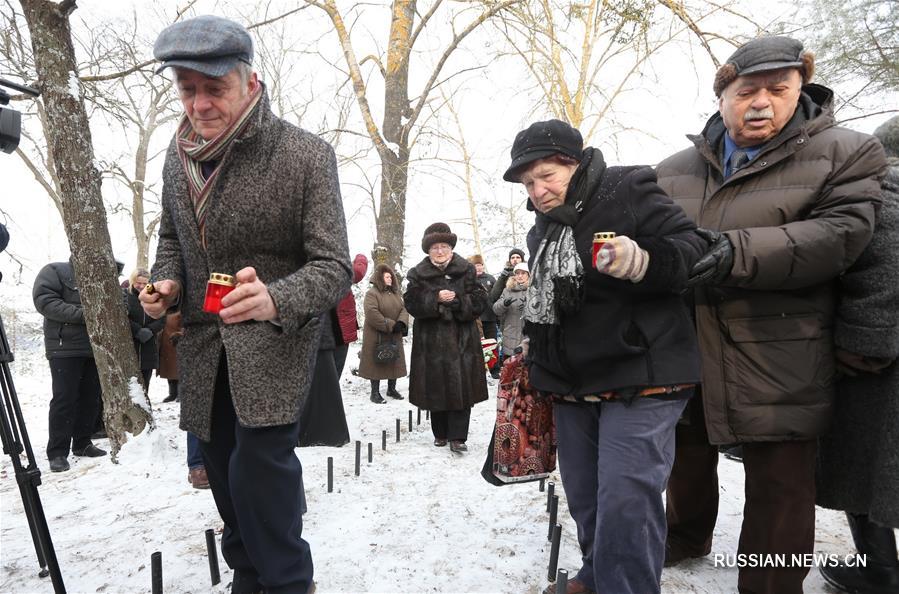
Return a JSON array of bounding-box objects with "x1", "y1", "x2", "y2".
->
[{"x1": 0, "y1": 331, "x2": 853, "y2": 594}]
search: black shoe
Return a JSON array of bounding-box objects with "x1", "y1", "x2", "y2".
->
[
  {"x1": 386, "y1": 387, "x2": 403, "y2": 400},
  {"x1": 490, "y1": 368, "x2": 501, "y2": 380},
  {"x1": 821, "y1": 513, "x2": 899, "y2": 593},
  {"x1": 450, "y1": 440, "x2": 468, "y2": 453},
  {"x1": 91, "y1": 429, "x2": 108, "y2": 440},
  {"x1": 434, "y1": 438, "x2": 447, "y2": 447},
  {"x1": 72, "y1": 444, "x2": 107, "y2": 457},
  {"x1": 48, "y1": 457, "x2": 70, "y2": 472},
  {"x1": 370, "y1": 392, "x2": 386, "y2": 404},
  {"x1": 230, "y1": 569, "x2": 263, "y2": 594},
  {"x1": 162, "y1": 393, "x2": 178, "y2": 403},
  {"x1": 664, "y1": 541, "x2": 708, "y2": 567}
]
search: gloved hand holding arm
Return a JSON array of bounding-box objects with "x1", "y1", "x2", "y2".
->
[{"x1": 686, "y1": 228, "x2": 734, "y2": 288}]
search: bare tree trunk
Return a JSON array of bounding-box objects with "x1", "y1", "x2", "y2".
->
[
  {"x1": 20, "y1": 0, "x2": 152, "y2": 458},
  {"x1": 377, "y1": 145, "x2": 409, "y2": 268},
  {"x1": 383, "y1": 0, "x2": 414, "y2": 143}
]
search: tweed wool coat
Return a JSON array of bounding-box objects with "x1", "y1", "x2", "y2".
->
[
  {"x1": 817, "y1": 162, "x2": 899, "y2": 527},
  {"x1": 656, "y1": 84, "x2": 886, "y2": 444},
  {"x1": 403, "y1": 253, "x2": 489, "y2": 412},
  {"x1": 358, "y1": 265, "x2": 409, "y2": 381},
  {"x1": 152, "y1": 89, "x2": 351, "y2": 440}
]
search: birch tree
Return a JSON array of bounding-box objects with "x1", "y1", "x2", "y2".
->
[{"x1": 19, "y1": 0, "x2": 151, "y2": 456}]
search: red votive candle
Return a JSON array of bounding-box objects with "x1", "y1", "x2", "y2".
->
[
  {"x1": 591, "y1": 232, "x2": 616, "y2": 266},
  {"x1": 203, "y1": 273, "x2": 236, "y2": 314}
]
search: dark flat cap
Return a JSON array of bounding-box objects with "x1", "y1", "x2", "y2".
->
[
  {"x1": 154, "y1": 15, "x2": 253, "y2": 77},
  {"x1": 726, "y1": 36, "x2": 804, "y2": 77},
  {"x1": 503, "y1": 119, "x2": 583, "y2": 182}
]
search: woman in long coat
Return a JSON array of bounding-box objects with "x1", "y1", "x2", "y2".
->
[
  {"x1": 404, "y1": 222, "x2": 489, "y2": 453},
  {"x1": 492, "y1": 262, "x2": 529, "y2": 360},
  {"x1": 125, "y1": 269, "x2": 166, "y2": 395},
  {"x1": 358, "y1": 264, "x2": 410, "y2": 403}
]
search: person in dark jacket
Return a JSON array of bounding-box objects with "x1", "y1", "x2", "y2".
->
[
  {"x1": 488, "y1": 248, "x2": 526, "y2": 306},
  {"x1": 404, "y1": 223, "x2": 489, "y2": 454},
  {"x1": 358, "y1": 264, "x2": 409, "y2": 402},
  {"x1": 503, "y1": 119, "x2": 705, "y2": 594},
  {"x1": 655, "y1": 36, "x2": 887, "y2": 594},
  {"x1": 815, "y1": 116, "x2": 899, "y2": 594},
  {"x1": 468, "y1": 254, "x2": 500, "y2": 378},
  {"x1": 33, "y1": 257, "x2": 108, "y2": 472},
  {"x1": 125, "y1": 269, "x2": 166, "y2": 395}
]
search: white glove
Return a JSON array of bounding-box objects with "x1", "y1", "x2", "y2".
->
[{"x1": 594, "y1": 235, "x2": 649, "y2": 283}]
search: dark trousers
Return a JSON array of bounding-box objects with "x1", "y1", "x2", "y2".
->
[
  {"x1": 46, "y1": 357, "x2": 100, "y2": 459},
  {"x1": 666, "y1": 393, "x2": 817, "y2": 594},
  {"x1": 140, "y1": 368, "x2": 152, "y2": 396},
  {"x1": 198, "y1": 355, "x2": 313, "y2": 594},
  {"x1": 555, "y1": 397, "x2": 687, "y2": 594},
  {"x1": 481, "y1": 320, "x2": 498, "y2": 341},
  {"x1": 333, "y1": 343, "x2": 349, "y2": 378},
  {"x1": 430, "y1": 408, "x2": 471, "y2": 442}
]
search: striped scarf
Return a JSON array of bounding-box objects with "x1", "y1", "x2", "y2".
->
[{"x1": 176, "y1": 85, "x2": 262, "y2": 247}]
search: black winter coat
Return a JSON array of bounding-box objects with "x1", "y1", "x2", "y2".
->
[
  {"x1": 125, "y1": 287, "x2": 166, "y2": 370},
  {"x1": 403, "y1": 253, "x2": 489, "y2": 411},
  {"x1": 32, "y1": 260, "x2": 93, "y2": 359},
  {"x1": 526, "y1": 152, "x2": 705, "y2": 397},
  {"x1": 476, "y1": 272, "x2": 497, "y2": 322}
]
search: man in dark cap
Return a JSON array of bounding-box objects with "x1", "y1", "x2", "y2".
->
[
  {"x1": 141, "y1": 15, "x2": 350, "y2": 594},
  {"x1": 656, "y1": 36, "x2": 887, "y2": 593}
]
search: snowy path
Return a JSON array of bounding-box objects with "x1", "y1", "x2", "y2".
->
[{"x1": 1, "y1": 342, "x2": 850, "y2": 593}]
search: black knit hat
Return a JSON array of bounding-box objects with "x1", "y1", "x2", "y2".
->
[
  {"x1": 503, "y1": 119, "x2": 583, "y2": 182},
  {"x1": 508, "y1": 248, "x2": 525, "y2": 261},
  {"x1": 421, "y1": 222, "x2": 457, "y2": 253}
]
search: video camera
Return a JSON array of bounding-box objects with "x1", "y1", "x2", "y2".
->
[{"x1": 0, "y1": 77, "x2": 40, "y2": 154}]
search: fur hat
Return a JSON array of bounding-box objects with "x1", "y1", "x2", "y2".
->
[
  {"x1": 421, "y1": 222, "x2": 457, "y2": 253},
  {"x1": 713, "y1": 36, "x2": 815, "y2": 97},
  {"x1": 508, "y1": 248, "x2": 526, "y2": 261},
  {"x1": 468, "y1": 254, "x2": 484, "y2": 265},
  {"x1": 874, "y1": 116, "x2": 899, "y2": 159}
]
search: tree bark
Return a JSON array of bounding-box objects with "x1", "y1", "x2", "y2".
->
[
  {"x1": 19, "y1": 0, "x2": 152, "y2": 457},
  {"x1": 376, "y1": 145, "x2": 409, "y2": 269}
]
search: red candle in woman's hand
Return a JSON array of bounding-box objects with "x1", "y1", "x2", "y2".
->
[{"x1": 592, "y1": 232, "x2": 616, "y2": 269}]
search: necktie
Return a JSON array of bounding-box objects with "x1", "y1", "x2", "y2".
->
[{"x1": 729, "y1": 149, "x2": 750, "y2": 176}]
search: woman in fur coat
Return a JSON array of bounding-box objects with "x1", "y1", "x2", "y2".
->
[{"x1": 404, "y1": 223, "x2": 489, "y2": 454}]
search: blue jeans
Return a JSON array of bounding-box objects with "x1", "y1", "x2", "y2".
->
[
  {"x1": 186, "y1": 432, "x2": 203, "y2": 470},
  {"x1": 553, "y1": 395, "x2": 689, "y2": 594}
]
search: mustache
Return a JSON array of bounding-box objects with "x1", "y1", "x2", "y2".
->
[{"x1": 744, "y1": 107, "x2": 774, "y2": 121}]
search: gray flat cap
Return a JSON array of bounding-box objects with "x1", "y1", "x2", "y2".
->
[
  {"x1": 154, "y1": 15, "x2": 253, "y2": 77},
  {"x1": 725, "y1": 36, "x2": 804, "y2": 78}
]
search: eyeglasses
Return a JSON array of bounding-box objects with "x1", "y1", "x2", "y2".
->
[{"x1": 428, "y1": 244, "x2": 452, "y2": 253}]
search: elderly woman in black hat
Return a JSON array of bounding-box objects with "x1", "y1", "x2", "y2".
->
[
  {"x1": 403, "y1": 223, "x2": 489, "y2": 454},
  {"x1": 503, "y1": 119, "x2": 706, "y2": 594}
]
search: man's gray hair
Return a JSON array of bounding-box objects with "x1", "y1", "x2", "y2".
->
[{"x1": 234, "y1": 62, "x2": 253, "y2": 86}]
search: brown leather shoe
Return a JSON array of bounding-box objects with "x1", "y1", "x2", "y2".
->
[
  {"x1": 434, "y1": 438, "x2": 447, "y2": 447},
  {"x1": 188, "y1": 467, "x2": 210, "y2": 489},
  {"x1": 542, "y1": 577, "x2": 594, "y2": 594}
]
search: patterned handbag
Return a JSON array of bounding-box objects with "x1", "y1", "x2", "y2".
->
[{"x1": 375, "y1": 333, "x2": 399, "y2": 363}]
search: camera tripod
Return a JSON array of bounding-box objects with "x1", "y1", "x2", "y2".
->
[{"x1": 0, "y1": 313, "x2": 66, "y2": 593}]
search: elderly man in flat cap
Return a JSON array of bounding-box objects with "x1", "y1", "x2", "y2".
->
[
  {"x1": 141, "y1": 15, "x2": 350, "y2": 594},
  {"x1": 656, "y1": 36, "x2": 886, "y2": 593}
]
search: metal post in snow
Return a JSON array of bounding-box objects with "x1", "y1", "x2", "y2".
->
[
  {"x1": 547, "y1": 524, "x2": 562, "y2": 581},
  {"x1": 205, "y1": 529, "x2": 220, "y2": 585},
  {"x1": 151, "y1": 551, "x2": 162, "y2": 594}
]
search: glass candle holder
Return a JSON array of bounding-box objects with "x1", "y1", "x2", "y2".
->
[
  {"x1": 591, "y1": 232, "x2": 616, "y2": 266},
  {"x1": 203, "y1": 272, "x2": 236, "y2": 314}
]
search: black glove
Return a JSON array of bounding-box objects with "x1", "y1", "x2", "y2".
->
[
  {"x1": 502, "y1": 265, "x2": 513, "y2": 276},
  {"x1": 136, "y1": 327, "x2": 154, "y2": 343},
  {"x1": 503, "y1": 298, "x2": 513, "y2": 307},
  {"x1": 393, "y1": 320, "x2": 407, "y2": 336},
  {"x1": 687, "y1": 228, "x2": 734, "y2": 288}
]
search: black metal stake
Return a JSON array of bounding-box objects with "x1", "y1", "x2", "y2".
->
[
  {"x1": 417, "y1": 408, "x2": 421, "y2": 425},
  {"x1": 548, "y1": 495, "x2": 559, "y2": 541},
  {"x1": 368, "y1": 442, "x2": 373, "y2": 463},
  {"x1": 547, "y1": 524, "x2": 562, "y2": 581},
  {"x1": 151, "y1": 551, "x2": 162, "y2": 594},
  {"x1": 396, "y1": 418, "x2": 401, "y2": 442},
  {"x1": 556, "y1": 568, "x2": 568, "y2": 594},
  {"x1": 539, "y1": 478, "x2": 545, "y2": 492},
  {"x1": 354, "y1": 441, "x2": 361, "y2": 476},
  {"x1": 327, "y1": 457, "x2": 333, "y2": 493},
  {"x1": 547, "y1": 482, "x2": 555, "y2": 512},
  {"x1": 382, "y1": 430, "x2": 387, "y2": 451},
  {"x1": 426, "y1": 410, "x2": 430, "y2": 420},
  {"x1": 408, "y1": 410, "x2": 413, "y2": 432},
  {"x1": 205, "y1": 529, "x2": 220, "y2": 585}
]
